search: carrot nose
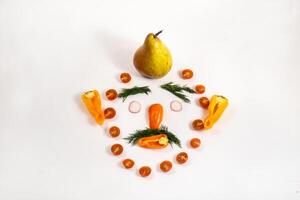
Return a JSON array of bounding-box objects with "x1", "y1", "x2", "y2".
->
[{"x1": 148, "y1": 103, "x2": 163, "y2": 129}]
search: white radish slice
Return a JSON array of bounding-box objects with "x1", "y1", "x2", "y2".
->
[
  {"x1": 170, "y1": 100, "x2": 182, "y2": 112},
  {"x1": 128, "y1": 101, "x2": 141, "y2": 113}
]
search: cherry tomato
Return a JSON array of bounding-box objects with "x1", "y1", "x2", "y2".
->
[
  {"x1": 190, "y1": 138, "x2": 201, "y2": 148},
  {"x1": 195, "y1": 84, "x2": 205, "y2": 94},
  {"x1": 181, "y1": 69, "x2": 193, "y2": 79},
  {"x1": 104, "y1": 107, "x2": 116, "y2": 119},
  {"x1": 109, "y1": 126, "x2": 120, "y2": 137},
  {"x1": 111, "y1": 144, "x2": 123, "y2": 156},
  {"x1": 160, "y1": 160, "x2": 172, "y2": 172},
  {"x1": 139, "y1": 166, "x2": 151, "y2": 177},
  {"x1": 192, "y1": 119, "x2": 204, "y2": 130},
  {"x1": 176, "y1": 152, "x2": 188, "y2": 164},
  {"x1": 105, "y1": 89, "x2": 118, "y2": 101},
  {"x1": 120, "y1": 73, "x2": 131, "y2": 83},
  {"x1": 122, "y1": 159, "x2": 135, "y2": 169},
  {"x1": 199, "y1": 97, "x2": 209, "y2": 109}
]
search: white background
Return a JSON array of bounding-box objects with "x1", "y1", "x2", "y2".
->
[{"x1": 1, "y1": 0, "x2": 300, "y2": 199}]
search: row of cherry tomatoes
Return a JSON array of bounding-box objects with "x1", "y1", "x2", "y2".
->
[{"x1": 110, "y1": 140, "x2": 199, "y2": 177}]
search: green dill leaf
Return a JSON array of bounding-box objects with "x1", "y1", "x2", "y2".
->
[
  {"x1": 160, "y1": 82, "x2": 195, "y2": 103},
  {"x1": 118, "y1": 86, "x2": 151, "y2": 102},
  {"x1": 182, "y1": 85, "x2": 196, "y2": 94}
]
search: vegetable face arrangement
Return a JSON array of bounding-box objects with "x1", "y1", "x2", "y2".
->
[{"x1": 80, "y1": 31, "x2": 229, "y2": 178}]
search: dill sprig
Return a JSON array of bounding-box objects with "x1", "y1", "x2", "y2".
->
[
  {"x1": 118, "y1": 86, "x2": 151, "y2": 102},
  {"x1": 160, "y1": 82, "x2": 196, "y2": 103},
  {"x1": 124, "y1": 125, "x2": 181, "y2": 148}
]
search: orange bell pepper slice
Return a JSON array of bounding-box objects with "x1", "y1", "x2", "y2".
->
[
  {"x1": 138, "y1": 134, "x2": 169, "y2": 149},
  {"x1": 81, "y1": 90, "x2": 105, "y2": 125},
  {"x1": 148, "y1": 103, "x2": 163, "y2": 129}
]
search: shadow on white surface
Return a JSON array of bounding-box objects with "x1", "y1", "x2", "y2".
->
[
  {"x1": 105, "y1": 145, "x2": 114, "y2": 156},
  {"x1": 97, "y1": 30, "x2": 138, "y2": 75}
]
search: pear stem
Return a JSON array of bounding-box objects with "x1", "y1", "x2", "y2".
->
[{"x1": 154, "y1": 30, "x2": 163, "y2": 38}]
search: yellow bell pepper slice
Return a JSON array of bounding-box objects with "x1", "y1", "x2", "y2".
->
[
  {"x1": 81, "y1": 90, "x2": 105, "y2": 125},
  {"x1": 204, "y1": 95, "x2": 228, "y2": 129}
]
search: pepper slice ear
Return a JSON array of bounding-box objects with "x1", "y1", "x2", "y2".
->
[
  {"x1": 204, "y1": 95, "x2": 228, "y2": 129},
  {"x1": 137, "y1": 134, "x2": 169, "y2": 149},
  {"x1": 81, "y1": 90, "x2": 105, "y2": 125}
]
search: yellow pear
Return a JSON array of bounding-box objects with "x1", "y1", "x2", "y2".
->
[{"x1": 133, "y1": 31, "x2": 172, "y2": 79}]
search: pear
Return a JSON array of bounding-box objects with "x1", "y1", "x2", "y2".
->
[{"x1": 133, "y1": 31, "x2": 172, "y2": 79}]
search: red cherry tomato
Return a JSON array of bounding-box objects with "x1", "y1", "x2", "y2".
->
[
  {"x1": 192, "y1": 119, "x2": 204, "y2": 130},
  {"x1": 104, "y1": 107, "x2": 116, "y2": 119},
  {"x1": 122, "y1": 159, "x2": 135, "y2": 169},
  {"x1": 105, "y1": 89, "x2": 118, "y2": 101},
  {"x1": 120, "y1": 73, "x2": 131, "y2": 83},
  {"x1": 160, "y1": 160, "x2": 172, "y2": 172},
  {"x1": 190, "y1": 138, "x2": 201, "y2": 148},
  {"x1": 199, "y1": 97, "x2": 209, "y2": 109},
  {"x1": 195, "y1": 84, "x2": 205, "y2": 94},
  {"x1": 181, "y1": 69, "x2": 193, "y2": 79},
  {"x1": 139, "y1": 166, "x2": 151, "y2": 177},
  {"x1": 111, "y1": 144, "x2": 123, "y2": 156},
  {"x1": 176, "y1": 152, "x2": 188, "y2": 164},
  {"x1": 109, "y1": 126, "x2": 120, "y2": 137}
]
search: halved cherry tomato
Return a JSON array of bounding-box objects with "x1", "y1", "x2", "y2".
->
[
  {"x1": 109, "y1": 126, "x2": 120, "y2": 137},
  {"x1": 122, "y1": 159, "x2": 135, "y2": 169},
  {"x1": 199, "y1": 97, "x2": 209, "y2": 109},
  {"x1": 195, "y1": 84, "x2": 205, "y2": 94},
  {"x1": 139, "y1": 166, "x2": 151, "y2": 177},
  {"x1": 104, "y1": 107, "x2": 116, "y2": 119},
  {"x1": 190, "y1": 138, "x2": 201, "y2": 148},
  {"x1": 111, "y1": 144, "x2": 123, "y2": 156},
  {"x1": 176, "y1": 152, "x2": 188, "y2": 164},
  {"x1": 192, "y1": 119, "x2": 204, "y2": 130},
  {"x1": 120, "y1": 73, "x2": 131, "y2": 83},
  {"x1": 181, "y1": 69, "x2": 193, "y2": 79},
  {"x1": 160, "y1": 160, "x2": 172, "y2": 172},
  {"x1": 105, "y1": 89, "x2": 118, "y2": 101}
]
